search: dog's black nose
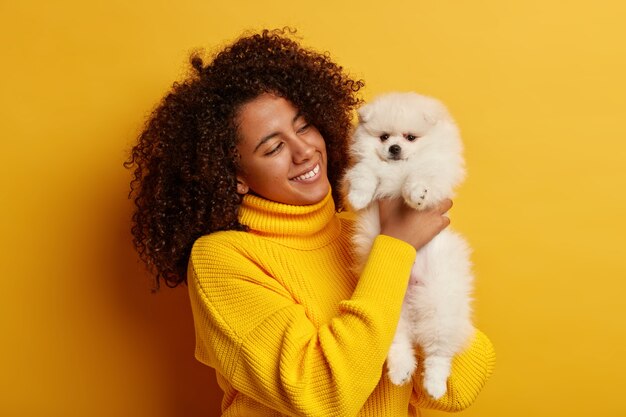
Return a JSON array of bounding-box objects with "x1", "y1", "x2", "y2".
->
[{"x1": 389, "y1": 144, "x2": 401, "y2": 155}]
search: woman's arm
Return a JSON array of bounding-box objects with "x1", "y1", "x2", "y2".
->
[
  {"x1": 411, "y1": 329, "x2": 496, "y2": 412},
  {"x1": 189, "y1": 233, "x2": 416, "y2": 417}
]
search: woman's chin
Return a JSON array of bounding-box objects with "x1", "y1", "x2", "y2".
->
[{"x1": 288, "y1": 180, "x2": 330, "y2": 205}]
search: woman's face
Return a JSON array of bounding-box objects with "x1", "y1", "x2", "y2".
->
[{"x1": 235, "y1": 93, "x2": 330, "y2": 206}]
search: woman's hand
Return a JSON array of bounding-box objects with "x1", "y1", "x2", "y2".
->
[{"x1": 378, "y1": 198, "x2": 452, "y2": 251}]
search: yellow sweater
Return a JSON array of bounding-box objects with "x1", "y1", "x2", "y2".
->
[{"x1": 188, "y1": 190, "x2": 495, "y2": 416}]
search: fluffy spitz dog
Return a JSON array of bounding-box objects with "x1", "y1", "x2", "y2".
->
[{"x1": 343, "y1": 92, "x2": 474, "y2": 399}]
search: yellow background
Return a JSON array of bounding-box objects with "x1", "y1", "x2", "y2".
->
[{"x1": 2, "y1": 0, "x2": 625, "y2": 416}]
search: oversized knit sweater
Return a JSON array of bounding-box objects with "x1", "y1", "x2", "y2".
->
[{"x1": 187, "y1": 190, "x2": 495, "y2": 416}]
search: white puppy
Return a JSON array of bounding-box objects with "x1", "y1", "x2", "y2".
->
[{"x1": 343, "y1": 92, "x2": 475, "y2": 399}]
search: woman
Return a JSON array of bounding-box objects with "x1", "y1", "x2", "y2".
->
[{"x1": 126, "y1": 28, "x2": 495, "y2": 416}]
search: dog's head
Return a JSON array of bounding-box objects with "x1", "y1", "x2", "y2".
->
[{"x1": 353, "y1": 92, "x2": 453, "y2": 162}]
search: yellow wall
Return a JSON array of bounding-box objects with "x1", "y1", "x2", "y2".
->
[{"x1": 2, "y1": 0, "x2": 625, "y2": 416}]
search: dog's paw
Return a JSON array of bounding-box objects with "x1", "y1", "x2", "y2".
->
[
  {"x1": 403, "y1": 186, "x2": 428, "y2": 210},
  {"x1": 387, "y1": 346, "x2": 417, "y2": 386},
  {"x1": 387, "y1": 359, "x2": 416, "y2": 386},
  {"x1": 347, "y1": 189, "x2": 374, "y2": 211},
  {"x1": 423, "y1": 371, "x2": 448, "y2": 399},
  {"x1": 422, "y1": 356, "x2": 452, "y2": 399}
]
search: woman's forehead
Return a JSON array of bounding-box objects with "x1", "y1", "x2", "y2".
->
[{"x1": 236, "y1": 94, "x2": 301, "y2": 148}]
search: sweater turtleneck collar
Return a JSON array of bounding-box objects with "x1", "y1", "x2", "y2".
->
[{"x1": 238, "y1": 190, "x2": 342, "y2": 249}]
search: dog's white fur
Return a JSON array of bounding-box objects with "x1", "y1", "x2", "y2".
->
[{"x1": 343, "y1": 92, "x2": 475, "y2": 399}]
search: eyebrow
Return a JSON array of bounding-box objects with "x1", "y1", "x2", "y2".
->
[{"x1": 253, "y1": 111, "x2": 304, "y2": 153}]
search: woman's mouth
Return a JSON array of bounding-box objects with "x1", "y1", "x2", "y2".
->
[{"x1": 290, "y1": 164, "x2": 320, "y2": 182}]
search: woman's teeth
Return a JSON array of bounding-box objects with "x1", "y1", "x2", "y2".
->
[{"x1": 292, "y1": 164, "x2": 320, "y2": 181}]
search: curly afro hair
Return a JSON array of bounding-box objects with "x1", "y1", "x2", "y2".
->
[{"x1": 125, "y1": 28, "x2": 364, "y2": 289}]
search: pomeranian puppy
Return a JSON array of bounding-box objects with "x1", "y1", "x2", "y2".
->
[{"x1": 343, "y1": 92, "x2": 475, "y2": 399}]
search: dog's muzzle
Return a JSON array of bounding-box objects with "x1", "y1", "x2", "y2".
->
[{"x1": 388, "y1": 144, "x2": 402, "y2": 160}]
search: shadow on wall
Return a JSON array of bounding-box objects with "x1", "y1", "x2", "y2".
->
[{"x1": 107, "y1": 171, "x2": 222, "y2": 416}]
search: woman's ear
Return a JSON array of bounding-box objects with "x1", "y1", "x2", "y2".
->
[{"x1": 236, "y1": 176, "x2": 249, "y2": 195}]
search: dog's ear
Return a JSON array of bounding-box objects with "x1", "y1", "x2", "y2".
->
[
  {"x1": 357, "y1": 104, "x2": 373, "y2": 124},
  {"x1": 422, "y1": 98, "x2": 448, "y2": 125}
]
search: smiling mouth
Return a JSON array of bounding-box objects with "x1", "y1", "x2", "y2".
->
[{"x1": 290, "y1": 164, "x2": 320, "y2": 182}]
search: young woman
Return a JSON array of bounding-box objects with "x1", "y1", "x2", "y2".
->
[{"x1": 126, "y1": 28, "x2": 495, "y2": 416}]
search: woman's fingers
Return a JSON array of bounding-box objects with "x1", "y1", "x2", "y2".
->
[
  {"x1": 438, "y1": 198, "x2": 453, "y2": 214},
  {"x1": 377, "y1": 197, "x2": 403, "y2": 218},
  {"x1": 377, "y1": 197, "x2": 453, "y2": 250}
]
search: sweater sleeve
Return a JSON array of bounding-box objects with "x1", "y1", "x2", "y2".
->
[
  {"x1": 188, "y1": 233, "x2": 417, "y2": 417},
  {"x1": 411, "y1": 329, "x2": 496, "y2": 412}
]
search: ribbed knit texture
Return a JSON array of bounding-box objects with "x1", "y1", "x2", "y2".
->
[{"x1": 187, "y1": 190, "x2": 495, "y2": 416}]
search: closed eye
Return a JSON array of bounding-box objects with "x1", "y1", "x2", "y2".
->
[
  {"x1": 264, "y1": 142, "x2": 284, "y2": 156},
  {"x1": 297, "y1": 123, "x2": 310, "y2": 134}
]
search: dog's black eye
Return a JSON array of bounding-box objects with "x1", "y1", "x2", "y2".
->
[
  {"x1": 407, "y1": 134, "x2": 417, "y2": 141},
  {"x1": 380, "y1": 134, "x2": 390, "y2": 142}
]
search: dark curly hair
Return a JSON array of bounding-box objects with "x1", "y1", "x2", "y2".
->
[{"x1": 125, "y1": 28, "x2": 364, "y2": 289}]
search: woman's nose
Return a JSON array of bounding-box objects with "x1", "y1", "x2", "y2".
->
[{"x1": 292, "y1": 137, "x2": 315, "y2": 163}]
